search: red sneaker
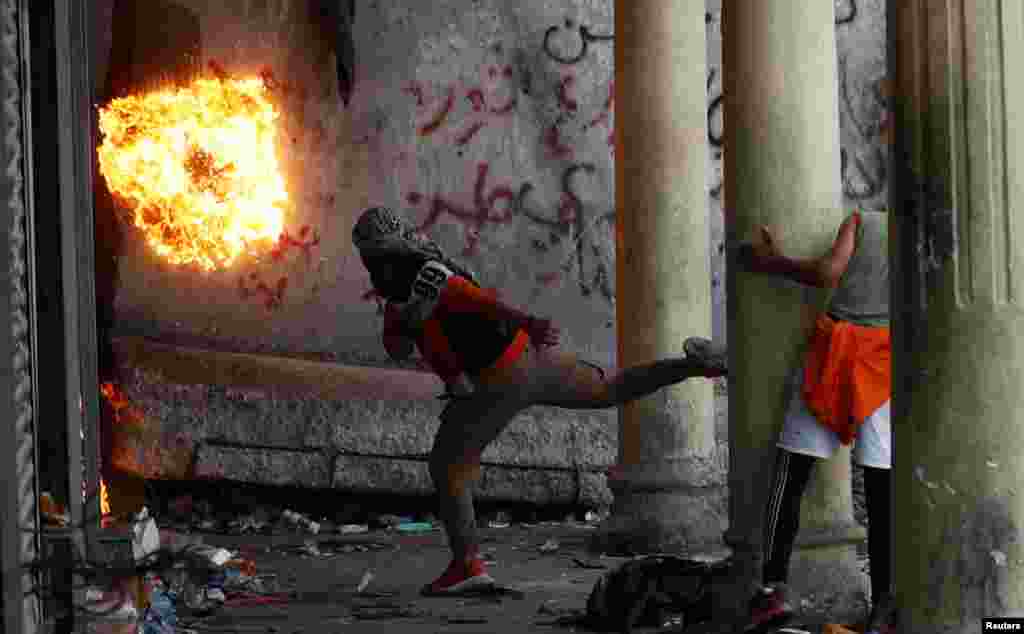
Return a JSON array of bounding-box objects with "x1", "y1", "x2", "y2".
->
[
  {"x1": 744, "y1": 584, "x2": 794, "y2": 632},
  {"x1": 420, "y1": 558, "x2": 495, "y2": 596}
]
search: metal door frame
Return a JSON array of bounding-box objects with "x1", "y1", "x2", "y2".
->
[{"x1": 1, "y1": 1, "x2": 99, "y2": 632}]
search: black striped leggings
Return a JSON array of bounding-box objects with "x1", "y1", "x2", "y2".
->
[{"x1": 762, "y1": 448, "x2": 892, "y2": 603}]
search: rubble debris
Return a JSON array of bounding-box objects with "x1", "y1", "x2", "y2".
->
[
  {"x1": 585, "y1": 509, "x2": 610, "y2": 523},
  {"x1": 132, "y1": 508, "x2": 161, "y2": 561},
  {"x1": 227, "y1": 514, "x2": 268, "y2": 535},
  {"x1": 300, "y1": 540, "x2": 325, "y2": 557},
  {"x1": 573, "y1": 557, "x2": 608, "y2": 570},
  {"x1": 140, "y1": 577, "x2": 176, "y2": 634},
  {"x1": 282, "y1": 509, "x2": 321, "y2": 534},
  {"x1": 191, "y1": 545, "x2": 234, "y2": 567},
  {"x1": 396, "y1": 521, "x2": 436, "y2": 533},
  {"x1": 370, "y1": 513, "x2": 404, "y2": 529},
  {"x1": 585, "y1": 555, "x2": 731, "y2": 632},
  {"x1": 78, "y1": 586, "x2": 138, "y2": 621},
  {"x1": 538, "y1": 538, "x2": 561, "y2": 554},
  {"x1": 352, "y1": 603, "x2": 430, "y2": 620},
  {"x1": 487, "y1": 511, "x2": 511, "y2": 528},
  {"x1": 356, "y1": 569, "x2": 375, "y2": 594},
  {"x1": 225, "y1": 557, "x2": 257, "y2": 577}
]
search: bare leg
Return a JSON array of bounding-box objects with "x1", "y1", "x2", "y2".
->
[
  {"x1": 428, "y1": 391, "x2": 528, "y2": 565},
  {"x1": 422, "y1": 337, "x2": 724, "y2": 592},
  {"x1": 534, "y1": 340, "x2": 725, "y2": 410}
]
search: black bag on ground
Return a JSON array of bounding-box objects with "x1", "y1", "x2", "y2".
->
[{"x1": 584, "y1": 555, "x2": 732, "y2": 633}]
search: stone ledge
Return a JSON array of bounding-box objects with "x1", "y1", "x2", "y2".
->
[
  {"x1": 193, "y1": 443, "x2": 614, "y2": 506},
  {"x1": 111, "y1": 337, "x2": 619, "y2": 497}
]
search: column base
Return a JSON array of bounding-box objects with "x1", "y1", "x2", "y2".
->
[
  {"x1": 786, "y1": 542, "x2": 870, "y2": 622},
  {"x1": 588, "y1": 483, "x2": 729, "y2": 557},
  {"x1": 718, "y1": 524, "x2": 870, "y2": 623}
]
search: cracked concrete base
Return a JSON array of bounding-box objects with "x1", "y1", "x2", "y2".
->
[{"x1": 588, "y1": 486, "x2": 730, "y2": 557}]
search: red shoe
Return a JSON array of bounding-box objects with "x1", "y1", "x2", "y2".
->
[
  {"x1": 420, "y1": 558, "x2": 495, "y2": 596},
  {"x1": 744, "y1": 584, "x2": 794, "y2": 632}
]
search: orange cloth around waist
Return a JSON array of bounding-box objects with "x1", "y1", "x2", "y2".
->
[
  {"x1": 419, "y1": 319, "x2": 530, "y2": 385},
  {"x1": 802, "y1": 313, "x2": 891, "y2": 445},
  {"x1": 474, "y1": 328, "x2": 531, "y2": 382}
]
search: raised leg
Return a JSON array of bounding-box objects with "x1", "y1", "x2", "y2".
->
[{"x1": 533, "y1": 339, "x2": 725, "y2": 410}]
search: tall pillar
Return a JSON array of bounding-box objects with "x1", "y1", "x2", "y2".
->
[
  {"x1": 721, "y1": 0, "x2": 868, "y2": 618},
  {"x1": 592, "y1": 0, "x2": 725, "y2": 555},
  {"x1": 890, "y1": 1, "x2": 1024, "y2": 629}
]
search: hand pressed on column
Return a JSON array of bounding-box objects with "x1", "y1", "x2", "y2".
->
[{"x1": 733, "y1": 213, "x2": 859, "y2": 289}]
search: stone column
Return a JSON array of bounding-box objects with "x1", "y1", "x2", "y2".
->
[
  {"x1": 591, "y1": 0, "x2": 726, "y2": 555},
  {"x1": 890, "y1": 1, "x2": 1024, "y2": 629},
  {"x1": 721, "y1": 0, "x2": 867, "y2": 618}
]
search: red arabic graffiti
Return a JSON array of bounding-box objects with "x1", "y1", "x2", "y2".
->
[
  {"x1": 405, "y1": 162, "x2": 517, "y2": 256},
  {"x1": 544, "y1": 124, "x2": 574, "y2": 159},
  {"x1": 270, "y1": 225, "x2": 321, "y2": 265},
  {"x1": 418, "y1": 86, "x2": 456, "y2": 136},
  {"x1": 455, "y1": 121, "x2": 487, "y2": 146},
  {"x1": 239, "y1": 273, "x2": 288, "y2": 310},
  {"x1": 231, "y1": 224, "x2": 322, "y2": 311},
  {"x1": 557, "y1": 75, "x2": 579, "y2": 112},
  {"x1": 404, "y1": 67, "x2": 518, "y2": 144}
]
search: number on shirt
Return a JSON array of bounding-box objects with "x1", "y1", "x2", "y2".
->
[{"x1": 411, "y1": 261, "x2": 452, "y2": 302}]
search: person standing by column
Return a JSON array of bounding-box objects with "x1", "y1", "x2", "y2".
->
[
  {"x1": 351, "y1": 206, "x2": 727, "y2": 596},
  {"x1": 735, "y1": 210, "x2": 896, "y2": 634}
]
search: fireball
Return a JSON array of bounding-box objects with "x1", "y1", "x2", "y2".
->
[{"x1": 97, "y1": 77, "x2": 289, "y2": 271}]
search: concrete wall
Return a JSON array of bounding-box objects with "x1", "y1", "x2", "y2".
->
[{"x1": 95, "y1": 0, "x2": 888, "y2": 504}]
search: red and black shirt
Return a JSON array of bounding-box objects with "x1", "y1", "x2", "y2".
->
[{"x1": 383, "y1": 260, "x2": 529, "y2": 382}]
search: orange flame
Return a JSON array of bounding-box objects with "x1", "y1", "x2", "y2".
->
[
  {"x1": 100, "y1": 381, "x2": 143, "y2": 427},
  {"x1": 97, "y1": 76, "x2": 289, "y2": 271},
  {"x1": 100, "y1": 381, "x2": 147, "y2": 477},
  {"x1": 100, "y1": 479, "x2": 111, "y2": 516}
]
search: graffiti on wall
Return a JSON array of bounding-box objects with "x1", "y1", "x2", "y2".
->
[
  {"x1": 405, "y1": 64, "x2": 519, "y2": 144},
  {"x1": 364, "y1": 3, "x2": 887, "y2": 310},
  {"x1": 542, "y1": 20, "x2": 614, "y2": 66},
  {"x1": 371, "y1": 19, "x2": 620, "y2": 305},
  {"x1": 237, "y1": 224, "x2": 322, "y2": 310},
  {"x1": 838, "y1": 54, "x2": 888, "y2": 202},
  {"x1": 399, "y1": 160, "x2": 614, "y2": 302}
]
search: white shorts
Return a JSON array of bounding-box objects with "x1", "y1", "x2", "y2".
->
[{"x1": 777, "y1": 364, "x2": 891, "y2": 469}]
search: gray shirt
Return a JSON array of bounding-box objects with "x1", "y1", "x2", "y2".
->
[{"x1": 826, "y1": 210, "x2": 889, "y2": 327}]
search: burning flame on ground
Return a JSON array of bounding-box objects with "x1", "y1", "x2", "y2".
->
[
  {"x1": 100, "y1": 381, "x2": 147, "y2": 477},
  {"x1": 100, "y1": 381, "x2": 143, "y2": 426},
  {"x1": 100, "y1": 479, "x2": 111, "y2": 516},
  {"x1": 97, "y1": 77, "x2": 289, "y2": 271}
]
